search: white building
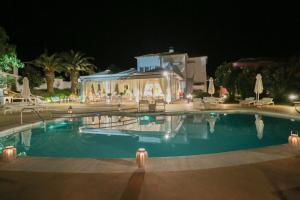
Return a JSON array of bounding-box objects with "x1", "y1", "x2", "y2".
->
[
  {"x1": 79, "y1": 48, "x2": 207, "y2": 103},
  {"x1": 135, "y1": 47, "x2": 207, "y2": 93}
]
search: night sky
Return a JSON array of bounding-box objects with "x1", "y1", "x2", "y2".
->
[{"x1": 1, "y1": 1, "x2": 300, "y2": 75}]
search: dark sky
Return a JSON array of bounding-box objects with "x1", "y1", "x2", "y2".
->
[{"x1": 1, "y1": 0, "x2": 300, "y2": 75}]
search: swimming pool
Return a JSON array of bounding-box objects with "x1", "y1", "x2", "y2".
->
[{"x1": 0, "y1": 112, "x2": 299, "y2": 158}]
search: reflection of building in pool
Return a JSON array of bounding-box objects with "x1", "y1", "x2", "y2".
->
[
  {"x1": 80, "y1": 114, "x2": 219, "y2": 144},
  {"x1": 79, "y1": 48, "x2": 207, "y2": 103}
]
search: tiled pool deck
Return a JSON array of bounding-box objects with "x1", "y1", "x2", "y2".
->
[{"x1": 0, "y1": 102, "x2": 300, "y2": 200}]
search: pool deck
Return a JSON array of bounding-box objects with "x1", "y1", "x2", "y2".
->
[{"x1": 1, "y1": 102, "x2": 300, "y2": 200}]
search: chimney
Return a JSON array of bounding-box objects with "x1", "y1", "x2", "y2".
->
[{"x1": 168, "y1": 46, "x2": 174, "y2": 53}]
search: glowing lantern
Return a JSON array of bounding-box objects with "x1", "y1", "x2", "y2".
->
[
  {"x1": 136, "y1": 148, "x2": 148, "y2": 168},
  {"x1": 288, "y1": 131, "x2": 300, "y2": 146},
  {"x1": 2, "y1": 146, "x2": 17, "y2": 161},
  {"x1": 68, "y1": 105, "x2": 73, "y2": 114}
]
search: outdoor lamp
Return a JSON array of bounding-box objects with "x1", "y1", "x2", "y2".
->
[
  {"x1": 68, "y1": 105, "x2": 73, "y2": 114},
  {"x1": 2, "y1": 146, "x2": 17, "y2": 161},
  {"x1": 136, "y1": 148, "x2": 148, "y2": 168},
  {"x1": 288, "y1": 130, "x2": 300, "y2": 146},
  {"x1": 289, "y1": 94, "x2": 298, "y2": 101}
]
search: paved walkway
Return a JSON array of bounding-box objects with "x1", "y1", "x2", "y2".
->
[
  {"x1": 1, "y1": 102, "x2": 300, "y2": 200},
  {"x1": 0, "y1": 156, "x2": 300, "y2": 200}
]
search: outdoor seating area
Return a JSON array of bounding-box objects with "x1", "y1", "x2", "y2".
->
[
  {"x1": 138, "y1": 98, "x2": 166, "y2": 112},
  {"x1": 239, "y1": 97, "x2": 274, "y2": 106}
]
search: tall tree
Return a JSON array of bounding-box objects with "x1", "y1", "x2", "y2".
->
[
  {"x1": 61, "y1": 50, "x2": 95, "y2": 94},
  {"x1": 214, "y1": 62, "x2": 238, "y2": 100},
  {"x1": 29, "y1": 52, "x2": 63, "y2": 94},
  {"x1": 0, "y1": 26, "x2": 24, "y2": 72}
]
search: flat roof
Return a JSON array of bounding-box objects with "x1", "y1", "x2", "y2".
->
[{"x1": 135, "y1": 52, "x2": 187, "y2": 58}]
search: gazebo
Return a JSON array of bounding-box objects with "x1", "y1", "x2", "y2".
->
[{"x1": 79, "y1": 68, "x2": 184, "y2": 104}]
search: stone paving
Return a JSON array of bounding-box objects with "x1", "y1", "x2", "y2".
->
[{"x1": 0, "y1": 102, "x2": 300, "y2": 200}]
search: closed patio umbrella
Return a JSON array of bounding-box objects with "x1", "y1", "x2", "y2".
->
[
  {"x1": 255, "y1": 114, "x2": 264, "y2": 140},
  {"x1": 21, "y1": 77, "x2": 31, "y2": 101},
  {"x1": 206, "y1": 116, "x2": 216, "y2": 133},
  {"x1": 254, "y1": 74, "x2": 263, "y2": 103},
  {"x1": 208, "y1": 77, "x2": 215, "y2": 97}
]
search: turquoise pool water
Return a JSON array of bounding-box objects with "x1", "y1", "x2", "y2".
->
[{"x1": 0, "y1": 113, "x2": 299, "y2": 158}]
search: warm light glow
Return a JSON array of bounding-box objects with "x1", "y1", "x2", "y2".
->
[
  {"x1": 289, "y1": 94, "x2": 298, "y2": 101},
  {"x1": 187, "y1": 94, "x2": 193, "y2": 99},
  {"x1": 136, "y1": 148, "x2": 148, "y2": 168},
  {"x1": 288, "y1": 132, "x2": 300, "y2": 146},
  {"x1": 2, "y1": 146, "x2": 17, "y2": 161},
  {"x1": 68, "y1": 105, "x2": 73, "y2": 114},
  {"x1": 164, "y1": 133, "x2": 170, "y2": 139},
  {"x1": 163, "y1": 71, "x2": 168, "y2": 77}
]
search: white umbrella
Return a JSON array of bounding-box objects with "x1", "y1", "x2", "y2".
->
[
  {"x1": 254, "y1": 74, "x2": 263, "y2": 103},
  {"x1": 208, "y1": 77, "x2": 215, "y2": 97},
  {"x1": 255, "y1": 114, "x2": 264, "y2": 140},
  {"x1": 206, "y1": 116, "x2": 216, "y2": 133},
  {"x1": 21, "y1": 129, "x2": 32, "y2": 151},
  {"x1": 21, "y1": 77, "x2": 31, "y2": 100}
]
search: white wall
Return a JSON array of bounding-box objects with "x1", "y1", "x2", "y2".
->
[{"x1": 187, "y1": 56, "x2": 207, "y2": 92}]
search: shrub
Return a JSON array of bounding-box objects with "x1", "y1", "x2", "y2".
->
[
  {"x1": 32, "y1": 89, "x2": 72, "y2": 98},
  {"x1": 192, "y1": 91, "x2": 210, "y2": 98}
]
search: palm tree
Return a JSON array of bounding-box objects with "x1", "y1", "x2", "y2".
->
[
  {"x1": 29, "y1": 52, "x2": 63, "y2": 94},
  {"x1": 61, "y1": 50, "x2": 95, "y2": 94}
]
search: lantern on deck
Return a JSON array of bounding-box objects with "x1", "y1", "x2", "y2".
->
[
  {"x1": 2, "y1": 146, "x2": 17, "y2": 161},
  {"x1": 68, "y1": 105, "x2": 73, "y2": 114},
  {"x1": 136, "y1": 148, "x2": 148, "y2": 168},
  {"x1": 288, "y1": 131, "x2": 300, "y2": 146}
]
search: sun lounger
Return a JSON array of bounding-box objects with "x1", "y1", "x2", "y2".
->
[
  {"x1": 239, "y1": 97, "x2": 255, "y2": 105},
  {"x1": 255, "y1": 97, "x2": 274, "y2": 106}
]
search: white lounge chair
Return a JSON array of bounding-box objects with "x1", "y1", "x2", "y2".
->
[
  {"x1": 256, "y1": 98, "x2": 274, "y2": 106},
  {"x1": 239, "y1": 97, "x2": 255, "y2": 105}
]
